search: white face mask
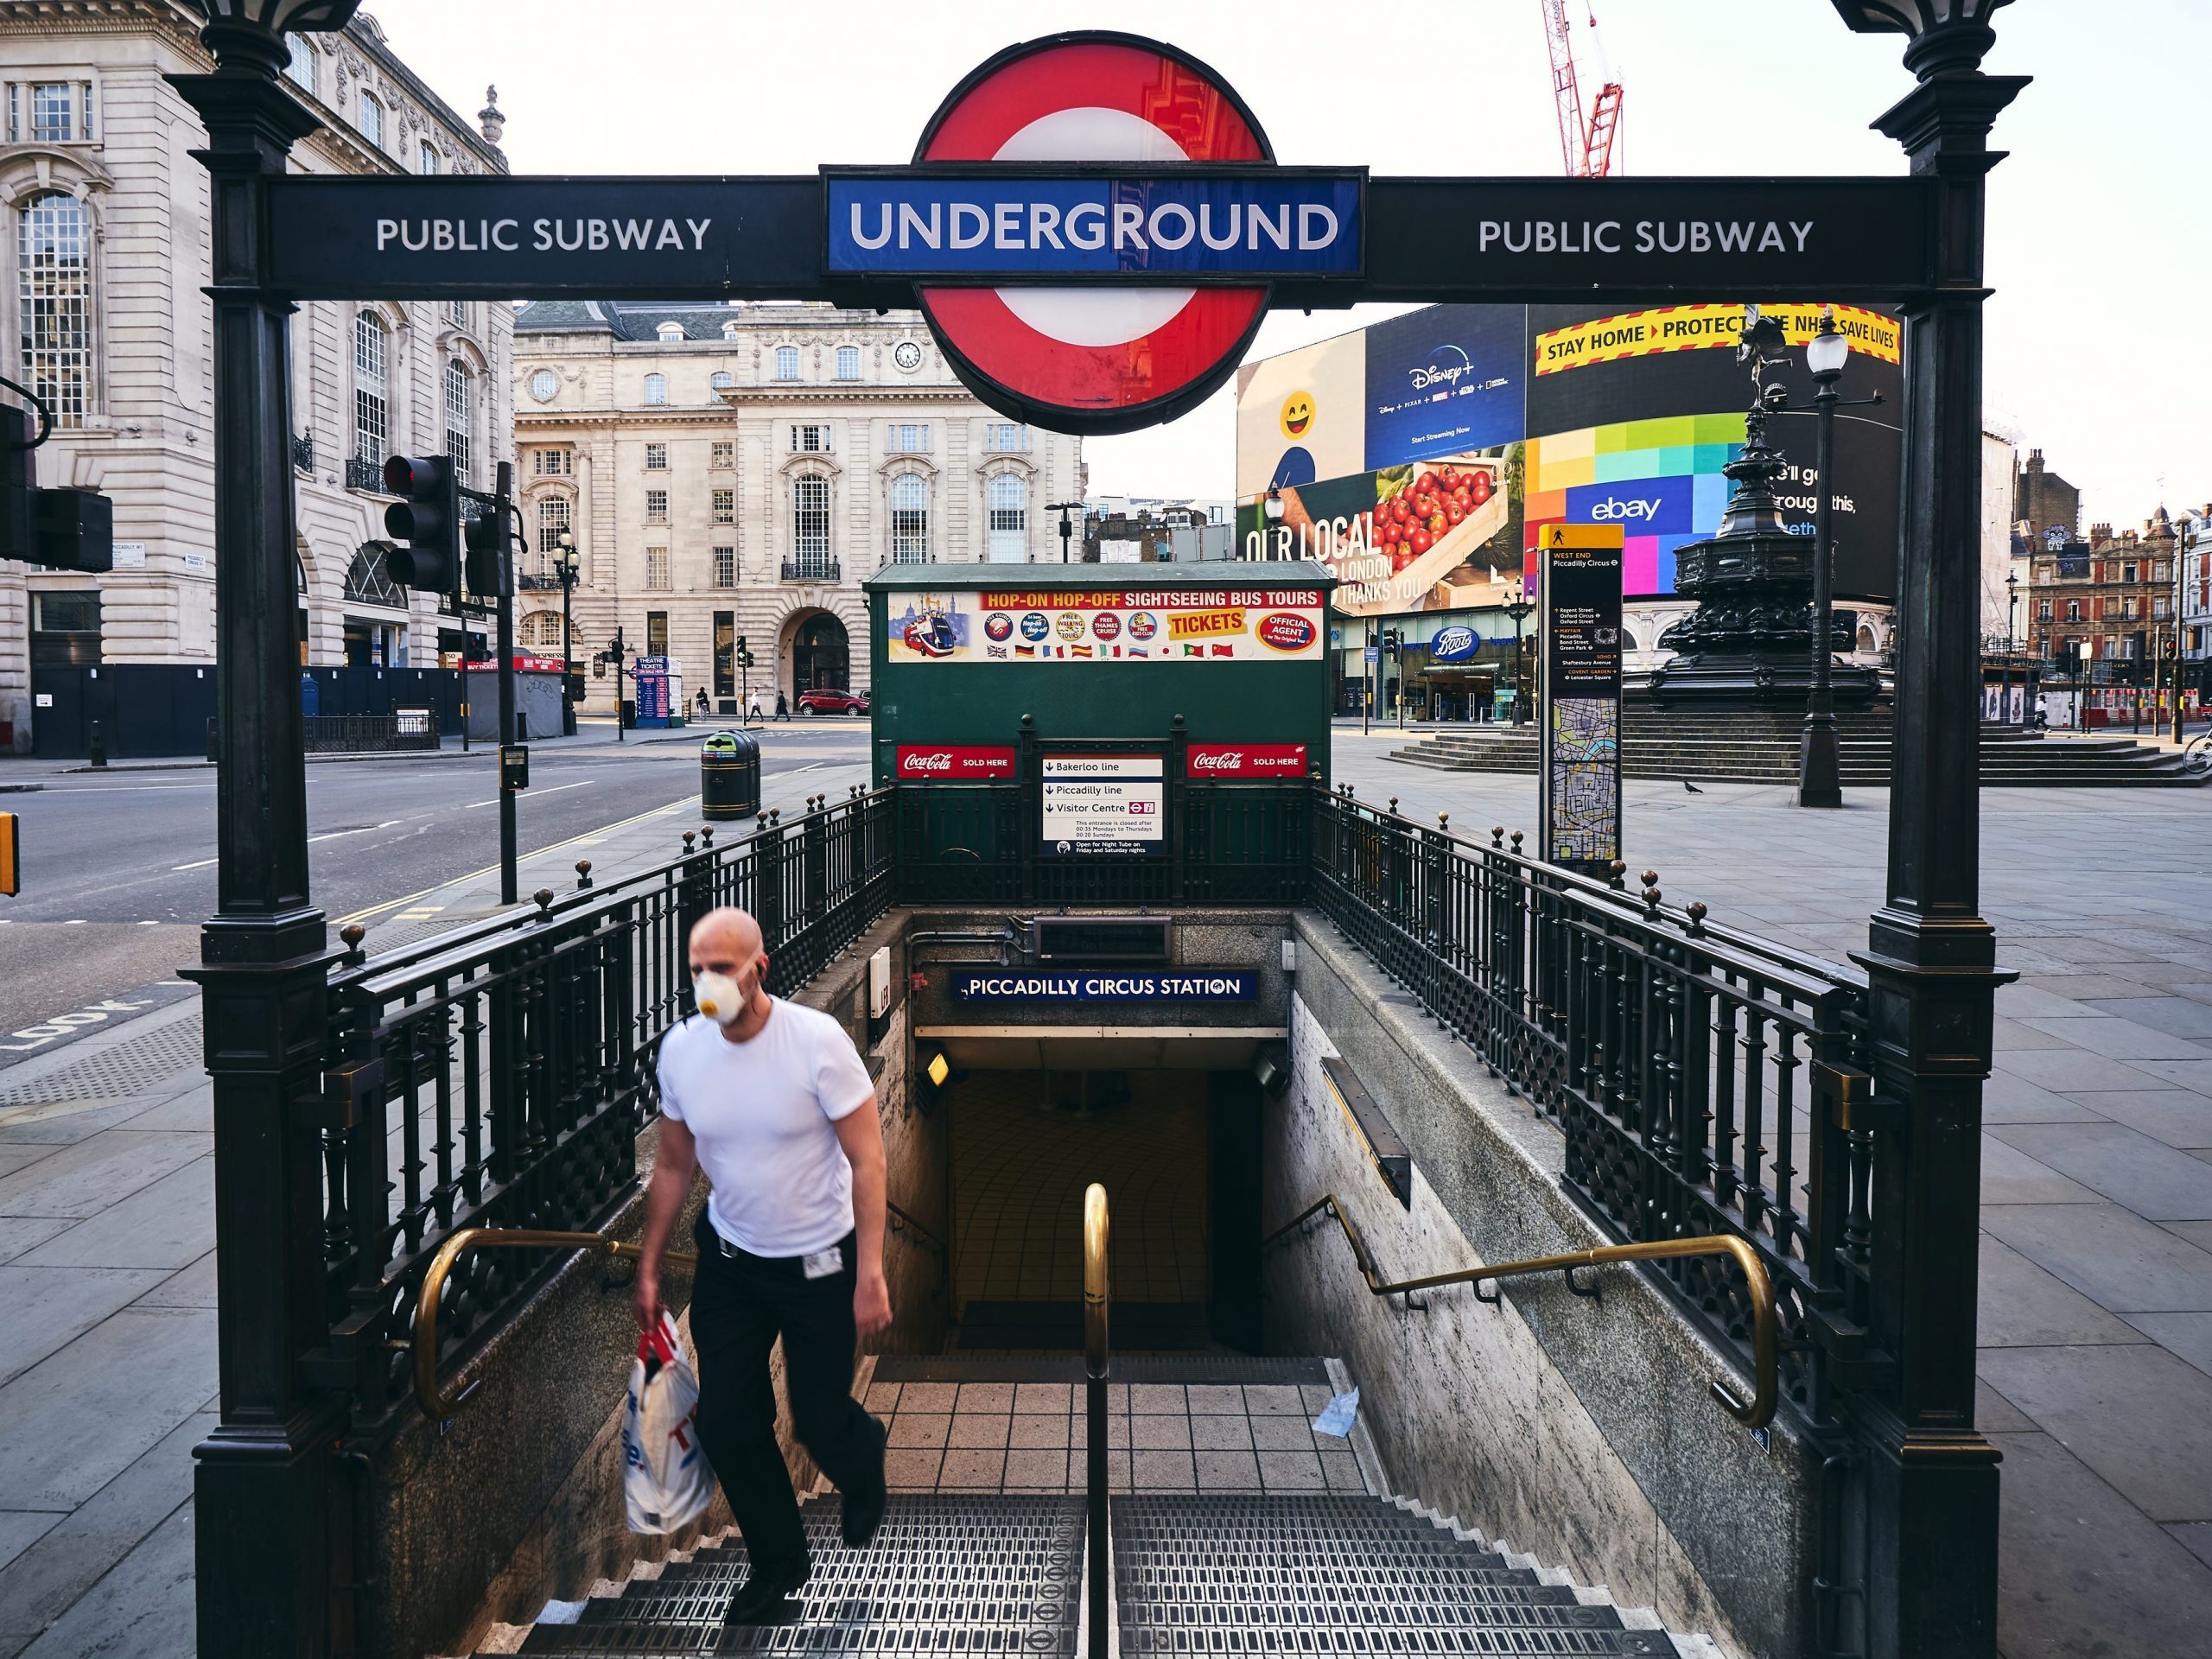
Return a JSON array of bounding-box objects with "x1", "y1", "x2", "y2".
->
[{"x1": 693, "y1": 969, "x2": 746, "y2": 1025}]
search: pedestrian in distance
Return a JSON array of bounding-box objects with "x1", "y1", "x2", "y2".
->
[
  {"x1": 696, "y1": 687, "x2": 710, "y2": 721},
  {"x1": 747, "y1": 688, "x2": 764, "y2": 725},
  {"x1": 775, "y1": 688, "x2": 791, "y2": 721},
  {"x1": 633, "y1": 906, "x2": 892, "y2": 1624}
]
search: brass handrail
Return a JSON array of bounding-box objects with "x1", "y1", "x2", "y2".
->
[
  {"x1": 1262, "y1": 1194, "x2": 1777, "y2": 1430},
  {"x1": 887, "y1": 1198, "x2": 950, "y2": 1257},
  {"x1": 411, "y1": 1227, "x2": 697, "y2": 1419},
  {"x1": 1081, "y1": 1183, "x2": 1109, "y2": 1659}
]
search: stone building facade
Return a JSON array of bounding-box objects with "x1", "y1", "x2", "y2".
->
[
  {"x1": 0, "y1": 4, "x2": 512, "y2": 750},
  {"x1": 511, "y1": 301, "x2": 1084, "y2": 715}
]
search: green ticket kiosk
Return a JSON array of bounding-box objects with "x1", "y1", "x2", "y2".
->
[{"x1": 866, "y1": 563, "x2": 1334, "y2": 898}]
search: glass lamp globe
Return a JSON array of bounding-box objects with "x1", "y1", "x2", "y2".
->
[{"x1": 1806, "y1": 325, "x2": 1851, "y2": 378}]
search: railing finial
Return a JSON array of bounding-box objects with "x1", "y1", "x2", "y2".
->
[
  {"x1": 575, "y1": 859, "x2": 593, "y2": 891},
  {"x1": 340, "y1": 923, "x2": 366, "y2": 963},
  {"x1": 533, "y1": 887, "x2": 555, "y2": 918}
]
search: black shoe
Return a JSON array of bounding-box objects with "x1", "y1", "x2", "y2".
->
[
  {"x1": 841, "y1": 1417, "x2": 889, "y2": 1549},
  {"x1": 722, "y1": 1554, "x2": 810, "y2": 1624}
]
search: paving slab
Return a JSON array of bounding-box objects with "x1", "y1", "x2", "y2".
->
[
  {"x1": 1975, "y1": 1239, "x2": 2149, "y2": 1349},
  {"x1": 2062, "y1": 1090, "x2": 2212, "y2": 1151},
  {"x1": 2015, "y1": 1015, "x2": 2212, "y2": 1064},
  {"x1": 14, "y1": 1157, "x2": 213, "y2": 1271},
  {"x1": 0, "y1": 1306, "x2": 216, "y2": 1511},
  {"x1": 1980, "y1": 1202, "x2": 2212, "y2": 1313},
  {"x1": 1976, "y1": 1345, "x2": 2212, "y2": 1524},
  {"x1": 1986, "y1": 1431, "x2": 2212, "y2": 1659},
  {"x1": 13, "y1": 1497, "x2": 194, "y2": 1659},
  {"x1": 2077, "y1": 997, "x2": 2212, "y2": 1040},
  {"x1": 0, "y1": 1132, "x2": 209, "y2": 1219},
  {"x1": 0, "y1": 1267, "x2": 170, "y2": 1389},
  {"x1": 0, "y1": 1223, "x2": 68, "y2": 1268},
  {"x1": 2120, "y1": 1313, "x2": 2212, "y2": 1380},
  {"x1": 1990, "y1": 1123, "x2": 2212, "y2": 1222},
  {"x1": 1978, "y1": 1135, "x2": 2101, "y2": 1206}
]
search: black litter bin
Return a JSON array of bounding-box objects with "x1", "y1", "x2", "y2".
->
[{"x1": 700, "y1": 729, "x2": 762, "y2": 821}]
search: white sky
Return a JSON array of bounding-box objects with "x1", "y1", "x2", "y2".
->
[{"x1": 363, "y1": 0, "x2": 2210, "y2": 527}]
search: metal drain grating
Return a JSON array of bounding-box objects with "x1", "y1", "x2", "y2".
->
[
  {"x1": 512, "y1": 1494, "x2": 1084, "y2": 1657},
  {"x1": 0, "y1": 1013, "x2": 205, "y2": 1104}
]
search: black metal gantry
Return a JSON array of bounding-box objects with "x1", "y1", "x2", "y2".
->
[{"x1": 180, "y1": 4, "x2": 2024, "y2": 1656}]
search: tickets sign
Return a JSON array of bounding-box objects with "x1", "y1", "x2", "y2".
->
[{"x1": 885, "y1": 589, "x2": 1325, "y2": 664}]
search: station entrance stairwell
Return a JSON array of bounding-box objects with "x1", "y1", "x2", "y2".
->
[{"x1": 467, "y1": 1184, "x2": 1707, "y2": 1659}]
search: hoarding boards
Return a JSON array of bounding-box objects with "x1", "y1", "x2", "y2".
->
[
  {"x1": 1040, "y1": 753, "x2": 1163, "y2": 855},
  {"x1": 1536, "y1": 524, "x2": 1624, "y2": 874},
  {"x1": 1235, "y1": 449, "x2": 1523, "y2": 619},
  {"x1": 885, "y1": 588, "x2": 1325, "y2": 664},
  {"x1": 1234, "y1": 327, "x2": 1366, "y2": 495}
]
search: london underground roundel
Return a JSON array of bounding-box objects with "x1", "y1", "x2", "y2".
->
[{"x1": 912, "y1": 33, "x2": 1274, "y2": 435}]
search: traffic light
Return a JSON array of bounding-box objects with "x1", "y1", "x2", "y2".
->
[
  {"x1": 1, "y1": 402, "x2": 111, "y2": 572},
  {"x1": 462, "y1": 500, "x2": 509, "y2": 601},
  {"x1": 381, "y1": 454, "x2": 460, "y2": 601}
]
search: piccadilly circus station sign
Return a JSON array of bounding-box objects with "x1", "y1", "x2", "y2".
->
[{"x1": 265, "y1": 30, "x2": 1933, "y2": 435}]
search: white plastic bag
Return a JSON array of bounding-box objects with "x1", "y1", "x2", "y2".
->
[{"x1": 622, "y1": 1310, "x2": 715, "y2": 1535}]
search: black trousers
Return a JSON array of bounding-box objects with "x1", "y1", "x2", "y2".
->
[{"x1": 688, "y1": 1211, "x2": 884, "y2": 1572}]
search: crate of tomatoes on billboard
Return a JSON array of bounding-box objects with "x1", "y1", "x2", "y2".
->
[{"x1": 1237, "y1": 445, "x2": 1524, "y2": 619}]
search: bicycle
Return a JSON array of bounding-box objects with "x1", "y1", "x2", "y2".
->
[{"x1": 2183, "y1": 733, "x2": 2212, "y2": 777}]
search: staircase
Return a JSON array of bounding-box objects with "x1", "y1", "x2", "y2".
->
[
  {"x1": 471, "y1": 1357, "x2": 1709, "y2": 1658},
  {"x1": 1388, "y1": 710, "x2": 2209, "y2": 786}
]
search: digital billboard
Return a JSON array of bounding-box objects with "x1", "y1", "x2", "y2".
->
[{"x1": 1234, "y1": 300, "x2": 1904, "y2": 604}]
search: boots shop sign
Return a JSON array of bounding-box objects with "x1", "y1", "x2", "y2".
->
[{"x1": 262, "y1": 32, "x2": 1931, "y2": 435}]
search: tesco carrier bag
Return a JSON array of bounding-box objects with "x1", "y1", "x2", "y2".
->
[{"x1": 622, "y1": 1310, "x2": 715, "y2": 1534}]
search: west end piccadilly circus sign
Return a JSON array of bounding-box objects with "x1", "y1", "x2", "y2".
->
[{"x1": 264, "y1": 31, "x2": 1934, "y2": 435}]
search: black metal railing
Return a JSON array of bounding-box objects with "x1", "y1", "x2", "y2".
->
[
  {"x1": 309, "y1": 791, "x2": 894, "y2": 1431},
  {"x1": 346, "y1": 454, "x2": 394, "y2": 494},
  {"x1": 302, "y1": 778, "x2": 1874, "y2": 1449},
  {"x1": 302, "y1": 711, "x2": 439, "y2": 753},
  {"x1": 292, "y1": 432, "x2": 315, "y2": 472},
  {"x1": 1307, "y1": 786, "x2": 1872, "y2": 1425},
  {"x1": 781, "y1": 558, "x2": 840, "y2": 582}
]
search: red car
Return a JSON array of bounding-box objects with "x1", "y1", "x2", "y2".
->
[{"x1": 796, "y1": 688, "x2": 868, "y2": 715}]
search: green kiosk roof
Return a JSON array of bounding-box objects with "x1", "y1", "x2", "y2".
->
[
  {"x1": 867, "y1": 560, "x2": 1338, "y2": 787},
  {"x1": 863, "y1": 559, "x2": 1335, "y2": 593}
]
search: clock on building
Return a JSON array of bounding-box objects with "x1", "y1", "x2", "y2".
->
[
  {"x1": 893, "y1": 340, "x2": 923, "y2": 373},
  {"x1": 529, "y1": 369, "x2": 559, "y2": 403}
]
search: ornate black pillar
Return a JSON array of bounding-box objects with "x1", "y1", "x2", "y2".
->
[
  {"x1": 170, "y1": 6, "x2": 362, "y2": 1656},
  {"x1": 1832, "y1": 5, "x2": 2025, "y2": 1657}
]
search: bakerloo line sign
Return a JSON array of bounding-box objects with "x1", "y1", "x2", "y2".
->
[{"x1": 261, "y1": 30, "x2": 1934, "y2": 436}]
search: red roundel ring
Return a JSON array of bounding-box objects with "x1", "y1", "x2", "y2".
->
[{"x1": 912, "y1": 33, "x2": 1274, "y2": 435}]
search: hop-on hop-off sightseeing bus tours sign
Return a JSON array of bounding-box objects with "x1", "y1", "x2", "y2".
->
[{"x1": 260, "y1": 30, "x2": 1934, "y2": 435}]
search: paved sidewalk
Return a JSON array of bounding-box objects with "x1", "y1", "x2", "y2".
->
[
  {"x1": 1340, "y1": 745, "x2": 2212, "y2": 1659},
  {"x1": 0, "y1": 753, "x2": 868, "y2": 1656}
]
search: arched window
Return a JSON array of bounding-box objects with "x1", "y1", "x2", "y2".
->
[
  {"x1": 643, "y1": 372, "x2": 666, "y2": 405},
  {"x1": 352, "y1": 313, "x2": 388, "y2": 460},
  {"x1": 774, "y1": 346, "x2": 798, "y2": 381},
  {"x1": 443, "y1": 360, "x2": 472, "y2": 484},
  {"x1": 1857, "y1": 624, "x2": 1878, "y2": 653},
  {"x1": 836, "y1": 345, "x2": 860, "y2": 381},
  {"x1": 286, "y1": 39, "x2": 316, "y2": 96},
  {"x1": 792, "y1": 474, "x2": 831, "y2": 577},
  {"x1": 358, "y1": 92, "x2": 383, "y2": 149},
  {"x1": 721, "y1": 321, "x2": 741, "y2": 340},
  {"x1": 987, "y1": 473, "x2": 1027, "y2": 562},
  {"x1": 535, "y1": 495, "x2": 570, "y2": 579},
  {"x1": 520, "y1": 612, "x2": 571, "y2": 650},
  {"x1": 19, "y1": 192, "x2": 92, "y2": 429},
  {"x1": 346, "y1": 543, "x2": 405, "y2": 607},
  {"x1": 417, "y1": 140, "x2": 439, "y2": 175},
  {"x1": 710, "y1": 371, "x2": 733, "y2": 390},
  {"x1": 890, "y1": 474, "x2": 928, "y2": 563},
  {"x1": 657, "y1": 321, "x2": 683, "y2": 342}
]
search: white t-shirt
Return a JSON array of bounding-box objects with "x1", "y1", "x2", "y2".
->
[{"x1": 656, "y1": 998, "x2": 874, "y2": 1256}]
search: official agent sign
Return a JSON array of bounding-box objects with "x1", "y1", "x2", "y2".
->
[{"x1": 260, "y1": 30, "x2": 1932, "y2": 436}]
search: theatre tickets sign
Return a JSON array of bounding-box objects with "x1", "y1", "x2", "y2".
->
[
  {"x1": 887, "y1": 588, "x2": 1324, "y2": 665},
  {"x1": 262, "y1": 31, "x2": 1931, "y2": 436}
]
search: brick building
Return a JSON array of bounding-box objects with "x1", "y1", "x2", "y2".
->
[
  {"x1": 2012, "y1": 447, "x2": 2081, "y2": 545},
  {"x1": 2027, "y1": 508, "x2": 2180, "y2": 669}
]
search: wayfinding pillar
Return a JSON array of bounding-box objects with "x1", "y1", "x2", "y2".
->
[{"x1": 169, "y1": 6, "x2": 359, "y2": 1656}]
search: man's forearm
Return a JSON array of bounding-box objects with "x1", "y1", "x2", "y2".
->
[
  {"x1": 638, "y1": 1155, "x2": 692, "y2": 1271},
  {"x1": 851, "y1": 1152, "x2": 887, "y2": 1277}
]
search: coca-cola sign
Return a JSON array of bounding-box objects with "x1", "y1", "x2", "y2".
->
[
  {"x1": 896, "y1": 745, "x2": 1016, "y2": 779},
  {"x1": 1185, "y1": 743, "x2": 1308, "y2": 779}
]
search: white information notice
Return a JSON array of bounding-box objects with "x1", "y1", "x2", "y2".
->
[{"x1": 1040, "y1": 753, "x2": 1164, "y2": 855}]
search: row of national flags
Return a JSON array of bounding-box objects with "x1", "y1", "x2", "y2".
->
[{"x1": 982, "y1": 641, "x2": 1237, "y2": 659}]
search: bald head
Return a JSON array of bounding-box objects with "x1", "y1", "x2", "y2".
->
[{"x1": 690, "y1": 906, "x2": 763, "y2": 970}]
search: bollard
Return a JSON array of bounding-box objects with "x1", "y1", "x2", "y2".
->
[
  {"x1": 88, "y1": 720, "x2": 107, "y2": 768},
  {"x1": 206, "y1": 717, "x2": 219, "y2": 765}
]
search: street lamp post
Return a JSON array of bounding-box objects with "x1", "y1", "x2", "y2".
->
[
  {"x1": 2003, "y1": 568, "x2": 2019, "y2": 723},
  {"x1": 1503, "y1": 580, "x2": 1536, "y2": 725},
  {"x1": 167, "y1": 7, "x2": 365, "y2": 1656},
  {"x1": 1798, "y1": 307, "x2": 1852, "y2": 807},
  {"x1": 1047, "y1": 499, "x2": 1084, "y2": 563},
  {"x1": 554, "y1": 529, "x2": 579, "y2": 735}
]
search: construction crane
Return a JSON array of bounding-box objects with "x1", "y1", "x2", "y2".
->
[{"x1": 1537, "y1": 1, "x2": 1624, "y2": 178}]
